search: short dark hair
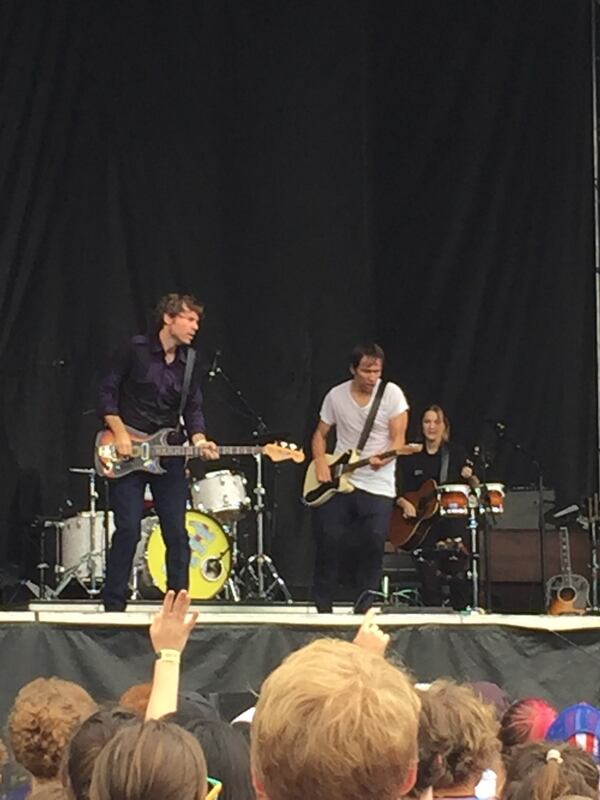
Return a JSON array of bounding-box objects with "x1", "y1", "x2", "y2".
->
[
  {"x1": 155, "y1": 294, "x2": 204, "y2": 327},
  {"x1": 63, "y1": 707, "x2": 138, "y2": 800},
  {"x1": 350, "y1": 343, "x2": 385, "y2": 369},
  {"x1": 170, "y1": 718, "x2": 254, "y2": 800}
]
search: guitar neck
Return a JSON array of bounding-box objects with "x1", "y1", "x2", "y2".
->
[
  {"x1": 150, "y1": 445, "x2": 261, "y2": 458},
  {"x1": 341, "y1": 450, "x2": 399, "y2": 475},
  {"x1": 558, "y1": 526, "x2": 573, "y2": 580}
]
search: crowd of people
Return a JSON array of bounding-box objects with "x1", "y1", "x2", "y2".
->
[{"x1": 0, "y1": 590, "x2": 599, "y2": 800}]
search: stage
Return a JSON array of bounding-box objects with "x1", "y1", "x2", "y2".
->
[{"x1": 0, "y1": 602, "x2": 599, "y2": 721}]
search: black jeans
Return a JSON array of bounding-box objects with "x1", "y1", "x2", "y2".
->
[
  {"x1": 103, "y1": 459, "x2": 189, "y2": 611},
  {"x1": 313, "y1": 489, "x2": 394, "y2": 613}
]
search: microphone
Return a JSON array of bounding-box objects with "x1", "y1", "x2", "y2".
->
[{"x1": 208, "y1": 349, "x2": 222, "y2": 381}]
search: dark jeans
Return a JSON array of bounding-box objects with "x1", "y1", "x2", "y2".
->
[
  {"x1": 313, "y1": 489, "x2": 394, "y2": 613},
  {"x1": 103, "y1": 459, "x2": 189, "y2": 611}
]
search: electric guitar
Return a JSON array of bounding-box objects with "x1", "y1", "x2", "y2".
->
[
  {"x1": 388, "y1": 479, "x2": 439, "y2": 550},
  {"x1": 95, "y1": 426, "x2": 305, "y2": 479},
  {"x1": 546, "y1": 526, "x2": 589, "y2": 615},
  {"x1": 302, "y1": 444, "x2": 422, "y2": 508}
]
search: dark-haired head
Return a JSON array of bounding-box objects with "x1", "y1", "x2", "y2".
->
[
  {"x1": 165, "y1": 716, "x2": 254, "y2": 800},
  {"x1": 62, "y1": 706, "x2": 138, "y2": 800},
  {"x1": 350, "y1": 343, "x2": 385, "y2": 370},
  {"x1": 155, "y1": 294, "x2": 204, "y2": 330}
]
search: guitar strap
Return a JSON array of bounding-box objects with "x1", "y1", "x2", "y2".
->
[
  {"x1": 356, "y1": 380, "x2": 387, "y2": 453},
  {"x1": 439, "y1": 444, "x2": 450, "y2": 484},
  {"x1": 176, "y1": 347, "x2": 197, "y2": 433}
]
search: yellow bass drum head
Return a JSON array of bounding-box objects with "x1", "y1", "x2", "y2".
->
[{"x1": 145, "y1": 511, "x2": 231, "y2": 600}]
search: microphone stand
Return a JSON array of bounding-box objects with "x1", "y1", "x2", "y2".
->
[{"x1": 207, "y1": 354, "x2": 293, "y2": 603}]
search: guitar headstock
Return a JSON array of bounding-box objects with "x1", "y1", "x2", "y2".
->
[
  {"x1": 262, "y1": 442, "x2": 306, "y2": 464},
  {"x1": 398, "y1": 443, "x2": 423, "y2": 455}
]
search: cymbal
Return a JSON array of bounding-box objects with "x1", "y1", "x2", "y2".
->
[{"x1": 69, "y1": 467, "x2": 96, "y2": 475}]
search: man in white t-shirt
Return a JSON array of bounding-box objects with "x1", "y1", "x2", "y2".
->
[{"x1": 311, "y1": 343, "x2": 409, "y2": 613}]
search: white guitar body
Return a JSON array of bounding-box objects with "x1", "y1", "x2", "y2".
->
[{"x1": 303, "y1": 450, "x2": 365, "y2": 507}]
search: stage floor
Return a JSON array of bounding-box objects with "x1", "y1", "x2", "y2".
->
[
  {"x1": 0, "y1": 603, "x2": 599, "y2": 720},
  {"x1": 9, "y1": 601, "x2": 600, "y2": 631}
]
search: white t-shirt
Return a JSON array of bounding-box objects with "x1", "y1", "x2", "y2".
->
[{"x1": 319, "y1": 379, "x2": 409, "y2": 497}]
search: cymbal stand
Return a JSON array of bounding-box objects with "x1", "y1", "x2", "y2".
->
[{"x1": 244, "y1": 453, "x2": 292, "y2": 602}]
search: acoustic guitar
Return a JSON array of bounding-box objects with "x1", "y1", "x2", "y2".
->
[
  {"x1": 388, "y1": 478, "x2": 439, "y2": 550},
  {"x1": 546, "y1": 526, "x2": 589, "y2": 615}
]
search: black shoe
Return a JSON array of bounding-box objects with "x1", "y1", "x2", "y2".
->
[{"x1": 103, "y1": 602, "x2": 126, "y2": 612}]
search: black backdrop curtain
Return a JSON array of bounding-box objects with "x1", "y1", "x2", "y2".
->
[{"x1": 0, "y1": 0, "x2": 595, "y2": 591}]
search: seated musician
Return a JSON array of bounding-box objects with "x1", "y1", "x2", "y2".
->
[{"x1": 397, "y1": 405, "x2": 478, "y2": 609}]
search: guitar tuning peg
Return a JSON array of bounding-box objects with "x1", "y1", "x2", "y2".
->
[
  {"x1": 281, "y1": 441, "x2": 288, "y2": 448},
  {"x1": 290, "y1": 443, "x2": 297, "y2": 450}
]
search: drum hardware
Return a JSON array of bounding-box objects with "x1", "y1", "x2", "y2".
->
[
  {"x1": 132, "y1": 511, "x2": 232, "y2": 601},
  {"x1": 34, "y1": 518, "x2": 64, "y2": 600},
  {"x1": 434, "y1": 480, "x2": 505, "y2": 610},
  {"x1": 53, "y1": 468, "x2": 112, "y2": 599},
  {"x1": 221, "y1": 521, "x2": 242, "y2": 602},
  {"x1": 191, "y1": 470, "x2": 251, "y2": 522},
  {"x1": 204, "y1": 352, "x2": 293, "y2": 603},
  {"x1": 465, "y1": 486, "x2": 481, "y2": 608},
  {"x1": 240, "y1": 452, "x2": 293, "y2": 602}
]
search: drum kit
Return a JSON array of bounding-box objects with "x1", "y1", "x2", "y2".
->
[
  {"x1": 415, "y1": 481, "x2": 506, "y2": 608},
  {"x1": 34, "y1": 457, "x2": 292, "y2": 604}
]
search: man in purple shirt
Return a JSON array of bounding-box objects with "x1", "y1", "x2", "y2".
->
[{"x1": 97, "y1": 293, "x2": 219, "y2": 611}]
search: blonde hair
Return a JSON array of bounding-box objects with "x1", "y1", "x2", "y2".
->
[
  {"x1": 9, "y1": 677, "x2": 97, "y2": 780},
  {"x1": 89, "y1": 720, "x2": 207, "y2": 800},
  {"x1": 251, "y1": 638, "x2": 420, "y2": 800},
  {"x1": 415, "y1": 679, "x2": 500, "y2": 791}
]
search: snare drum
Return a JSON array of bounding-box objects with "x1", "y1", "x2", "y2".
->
[
  {"x1": 437, "y1": 484, "x2": 470, "y2": 517},
  {"x1": 478, "y1": 483, "x2": 505, "y2": 514},
  {"x1": 191, "y1": 470, "x2": 250, "y2": 522},
  {"x1": 134, "y1": 511, "x2": 231, "y2": 600},
  {"x1": 61, "y1": 511, "x2": 115, "y2": 581}
]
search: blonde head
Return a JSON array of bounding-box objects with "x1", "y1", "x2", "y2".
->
[{"x1": 251, "y1": 638, "x2": 420, "y2": 800}]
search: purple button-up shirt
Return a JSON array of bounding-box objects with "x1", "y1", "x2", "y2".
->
[{"x1": 97, "y1": 334, "x2": 206, "y2": 437}]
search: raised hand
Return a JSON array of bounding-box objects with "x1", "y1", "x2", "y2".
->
[
  {"x1": 353, "y1": 608, "x2": 390, "y2": 658},
  {"x1": 150, "y1": 589, "x2": 199, "y2": 654}
]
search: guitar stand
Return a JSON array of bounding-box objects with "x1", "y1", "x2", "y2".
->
[{"x1": 239, "y1": 453, "x2": 292, "y2": 602}]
